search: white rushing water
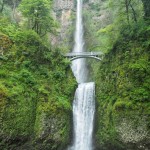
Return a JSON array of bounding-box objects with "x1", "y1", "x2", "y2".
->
[
  {"x1": 69, "y1": 0, "x2": 95, "y2": 150},
  {"x1": 71, "y1": 83, "x2": 95, "y2": 150},
  {"x1": 71, "y1": 0, "x2": 88, "y2": 83}
]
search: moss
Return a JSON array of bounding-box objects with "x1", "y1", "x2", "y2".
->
[
  {"x1": 95, "y1": 25, "x2": 150, "y2": 149},
  {"x1": 0, "y1": 19, "x2": 76, "y2": 149}
]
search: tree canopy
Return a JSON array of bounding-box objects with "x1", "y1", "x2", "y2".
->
[{"x1": 19, "y1": 0, "x2": 57, "y2": 36}]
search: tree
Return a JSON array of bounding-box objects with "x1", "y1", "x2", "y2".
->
[
  {"x1": 141, "y1": 0, "x2": 150, "y2": 20},
  {"x1": 19, "y1": 0, "x2": 57, "y2": 36},
  {"x1": 0, "y1": 0, "x2": 21, "y2": 20},
  {"x1": 0, "y1": 0, "x2": 4, "y2": 13}
]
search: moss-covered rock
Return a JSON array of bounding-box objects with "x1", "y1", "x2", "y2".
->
[
  {"x1": 0, "y1": 25, "x2": 76, "y2": 149},
  {"x1": 95, "y1": 25, "x2": 150, "y2": 150}
]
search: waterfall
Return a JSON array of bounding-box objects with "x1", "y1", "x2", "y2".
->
[
  {"x1": 71, "y1": 83, "x2": 95, "y2": 150},
  {"x1": 68, "y1": 0, "x2": 95, "y2": 150},
  {"x1": 71, "y1": 0, "x2": 88, "y2": 83}
]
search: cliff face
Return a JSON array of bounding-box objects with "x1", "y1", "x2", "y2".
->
[
  {"x1": 52, "y1": 0, "x2": 109, "y2": 51},
  {"x1": 54, "y1": 0, "x2": 74, "y2": 10},
  {"x1": 0, "y1": 44, "x2": 77, "y2": 150},
  {"x1": 0, "y1": 1, "x2": 77, "y2": 149},
  {"x1": 95, "y1": 28, "x2": 150, "y2": 150},
  {"x1": 1, "y1": 1, "x2": 149, "y2": 150},
  {"x1": 52, "y1": 0, "x2": 75, "y2": 49}
]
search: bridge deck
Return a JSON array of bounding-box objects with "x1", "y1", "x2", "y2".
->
[
  {"x1": 64, "y1": 52, "x2": 103, "y2": 57},
  {"x1": 64, "y1": 51, "x2": 103, "y2": 61}
]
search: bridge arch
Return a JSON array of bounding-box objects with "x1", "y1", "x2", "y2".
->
[
  {"x1": 70, "y1": 56, "x2": 102, "y2": 61},
  {"x1": 64, "y1": 52, "x2": 103, "y2": 61}
]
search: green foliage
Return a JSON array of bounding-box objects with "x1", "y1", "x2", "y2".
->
[
  {"x1": 19, "y1": 0, "x2": 57, "y2": 36},
  {"x1": 113, "y1": 100, "x2": 133, "y2": 111},
  {"x1": 89, "y1": 3, "x2": 100, "y2": 11},
  {"x1": 141, "y1": 0, "x2": 150, "y2": 20},
  {"x1": 0, "y1": 3, "x2": 76, "y2": 149},
  {"x1": 95, "y1": 23, "x2": 150, "y2": 149},
  {"x1": 83, "y1": 0, "x2": 144, "y2": 54}
]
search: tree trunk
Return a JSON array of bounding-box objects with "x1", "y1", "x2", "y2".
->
[
  {"x1": 12, "y1": 0, "x2": 16, "y2": 21},
  {"x1": 0, "y1": 0, "x2": 4, "y2": 13},
  {"x1": 125, "y1": 0, "x2": 130, "y2": 24},
  {"x1": 130, "y1": 3, "x2": 137, "y2": 22}
]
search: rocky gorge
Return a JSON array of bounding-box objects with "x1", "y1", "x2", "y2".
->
[{"x1": 0, "y1": 0, "x2": 149, "y2": 150}]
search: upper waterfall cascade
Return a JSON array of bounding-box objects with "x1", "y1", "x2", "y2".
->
[{"x1": 68, "y1": 0, "x2": 95, "y2": 150}]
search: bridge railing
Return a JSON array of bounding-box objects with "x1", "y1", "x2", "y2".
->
[{"x1": 64, "y1": 52, "x2": 103, "y2": 57}]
